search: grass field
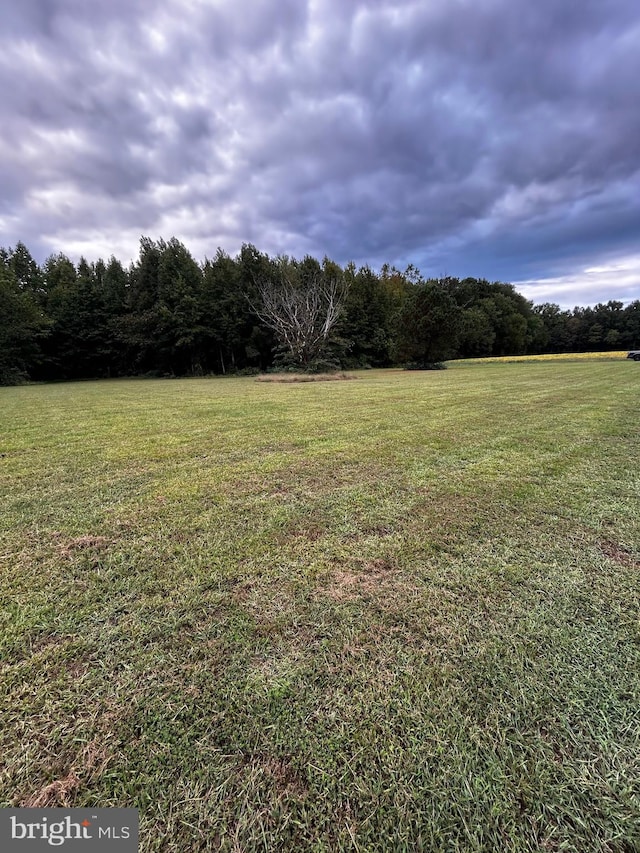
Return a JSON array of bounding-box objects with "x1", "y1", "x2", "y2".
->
[
  {"x1": 1, "y1": 362, "x2": 639, "y2": 851},
  {"x1": 452, "y1": 350, "x2": 630, "y2": 364}
]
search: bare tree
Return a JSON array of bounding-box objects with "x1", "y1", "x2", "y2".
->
[{"x1": 252, "y1": 266, "x2": 348, "y2": 366}]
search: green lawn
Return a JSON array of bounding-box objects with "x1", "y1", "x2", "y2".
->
[{"x1": 1, "y1": 364, "x2": 639, "y2": 851}]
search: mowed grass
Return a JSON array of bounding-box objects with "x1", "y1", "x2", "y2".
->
[{"x1": 1, "y1": 363, "x2": 639, "y2": 852}]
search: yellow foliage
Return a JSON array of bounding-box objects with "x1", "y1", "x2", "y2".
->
[{"x1": 454, "y1": 351, "x2": 629, "y2": 364}]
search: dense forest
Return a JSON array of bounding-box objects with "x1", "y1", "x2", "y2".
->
[{"x1": 1, "y1": 237, "x2": 639, "y2": 385}]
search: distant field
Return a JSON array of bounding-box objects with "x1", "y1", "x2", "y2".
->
[
  {"x1": 452, "y1": 350, "x2": 631, "y2": 364},
  {"x1": 1, "y1": 364, "x2": 639, "y2": 852}
]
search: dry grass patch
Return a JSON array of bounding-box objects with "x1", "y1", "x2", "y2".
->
[
  {"x1": 20, "y1": 769, "x2": 81, "y2": 808},
  {"x1": 241, "y1": 753, "x2": 308, "y2": 799},
  {"x1": 19, "y1": 740, "x2": 111, "y2": 808},
  {"x1": 51, "y1": 532, "x2": 110, "y2": 558},
  {"x1": 319, "y1": 557, "x2": 404, "y2": 603},
  {"x1": 599, "y1": 539, "x2": 639, "y2": 568}
]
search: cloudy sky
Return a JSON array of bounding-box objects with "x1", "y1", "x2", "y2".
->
[{"x1": 1, "y1": 0, "x2": 639, "y2": 307}]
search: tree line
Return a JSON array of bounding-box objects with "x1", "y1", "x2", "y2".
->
[{"x1": 1, "y1": 237, "x2": 639, "y2": 385}]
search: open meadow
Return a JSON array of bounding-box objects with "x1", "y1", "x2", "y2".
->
[{"x1": 1, "y1": 360, "x2": 639, "y2": 851}]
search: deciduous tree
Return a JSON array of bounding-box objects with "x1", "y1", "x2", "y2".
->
[{"x1": 252, "y1": 257, "x2": 348, "y2": 367}]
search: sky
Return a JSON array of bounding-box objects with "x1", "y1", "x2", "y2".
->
[{"x1": 1, "y1": 0, "x2": 639, "y2": 308}]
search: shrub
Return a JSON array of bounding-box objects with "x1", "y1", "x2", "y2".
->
[{"x1": 404, "y1": 361, "x2": 447, "y2": 370}]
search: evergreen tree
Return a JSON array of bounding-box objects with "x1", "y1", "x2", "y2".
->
[
  {"x1": 99, "y1": 256, "x2": 130, "y2": 375},
  {"x1": 8, "y1": 242, "x2": 46, "y2": 306},
  {"x1": 156, "y1": 238, "x2": 205, "y2": 374},
  {"x1": 0, "y1": 254, "x2": 49, "y2": 384},
  {"x1": 339, "y1": 264, "x2": 395, "y2": 367}
]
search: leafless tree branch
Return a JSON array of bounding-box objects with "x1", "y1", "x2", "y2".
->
[{"x1": 251, "y1": 272, "x2": 348, "y2": 365}]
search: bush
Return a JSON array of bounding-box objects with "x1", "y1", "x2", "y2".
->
[
  {"x1": 404, "y1": 361, "x2": 447, "y2": 370},
  {"x1": 234, "y1": 366, "x2": 261, "y2": 376},
  {"x1": 303, "y1": 357, "x2": 341, "y2": 374},
  {"x1": 0, "y1": 366, "x2": 28, "y2": 386}
]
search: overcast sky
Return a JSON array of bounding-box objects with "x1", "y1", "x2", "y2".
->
[{"x1": 1, "y1": 0, "x2": 639, "y2": 307}]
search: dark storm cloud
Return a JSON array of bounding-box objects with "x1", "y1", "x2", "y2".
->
[{"x1": 1, "y1": 0, "x2": 639, "y2": 305}]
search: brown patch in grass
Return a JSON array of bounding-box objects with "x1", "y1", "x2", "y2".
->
[
  {"x1": 343, "y1": 524, "x2": 395, "y2": 541},
  {"x1": 20, "y1": 741, "x2": 110, "y2": 807},
  {"x1": 26, "y1": 632, "x2": 69, "y2": 655},
  {"x1": 243, "y1": 753, "x2": 308, "y2": 798},
  {"x1": 255, "y1": 372, "x2": 356, "y2": 383},
  {"x1": 599, "y1": 540, "x2": 639, "y2": 568},
  {"x1": 283, "y1": 518, "x2": 326, "y2": 543},
  {"x1": 66, "y1": 659, "x2": 90, "y2": 679},
  {"x1": 321, "y1": 557, "x2": 401, "y2": 602},
  {"x1": 21, "y1": 770, "x2": 81, "y2": 808},
  {"x1": 53, "y1": 533, "x2": 110, "y2": 558},
  {"x1": 265, "y1": 758, "x2": 307, "y2": 798}
]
